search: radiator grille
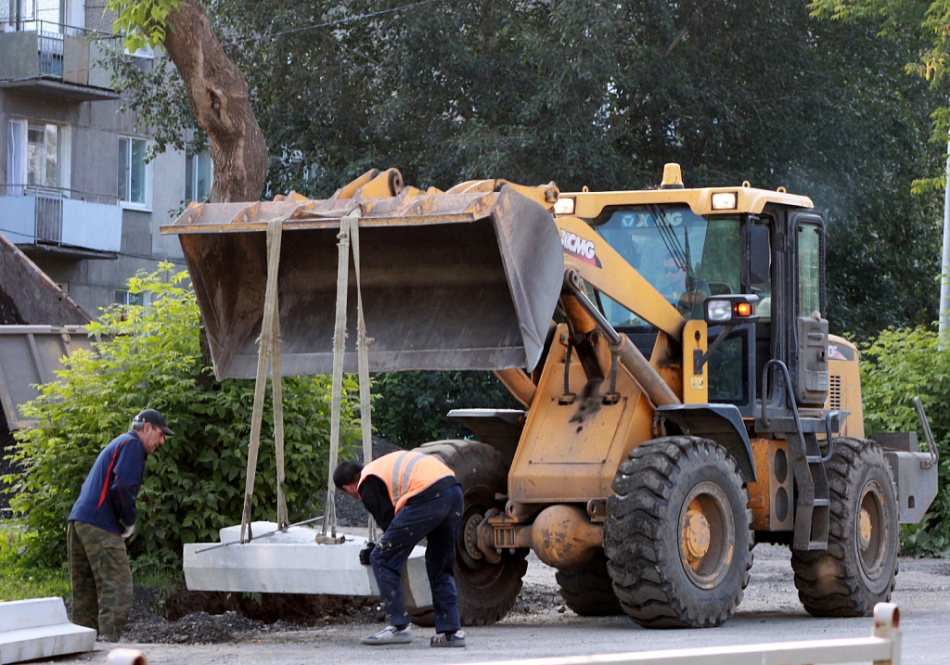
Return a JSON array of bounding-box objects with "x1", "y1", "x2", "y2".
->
[{"x1": 829, "y1": 374, "x2": 842, "y2": 411}]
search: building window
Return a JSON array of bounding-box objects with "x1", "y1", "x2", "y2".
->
[
  {"x1": 2, "y1": 0, "x2": 62, "y2": 30},
  {"x1": 185, "y1": 150, "x2": 212, "y2": 202},
  {"x1": 118, "y1": 136, "x2": 150, "y2": 208},
  {"x1": 7, "y1": 118, "x2": 70, "y2": 196},
  {"x1": 114, "y1": 289, "x2": 145, "y2": 307}
]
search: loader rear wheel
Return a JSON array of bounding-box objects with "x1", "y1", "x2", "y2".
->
[
  {"x1": 791, "y1": 438, "x2": 899, "y2": 617},
  {"x1": 555, "y1": 549, "x2": 623, "y2": 616},
  {"x1": 417, "y1": 439, "x2": 528, "y2": 626},
  {"x1": 604, "y1": 436, "x2": 753, "y2": 628}
]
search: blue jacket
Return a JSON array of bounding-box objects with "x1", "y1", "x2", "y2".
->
[{"x1": 69, "y1": 432, "x2": 146, "y2": 535}]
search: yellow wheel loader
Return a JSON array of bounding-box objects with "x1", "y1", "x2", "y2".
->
[{"x1": 164, "y1": 165, "x2": 937, "y2": 629}]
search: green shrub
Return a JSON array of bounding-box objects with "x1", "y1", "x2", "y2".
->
[
  {"x1": 2, "y1": 264, "x2": 359, "y2": 572},
  {"x1": 859, "y1": 326, "x2": 950, "y2": 556},
  {"x1": 373, "y1": 370, "x2": 519, "y2": 448}
]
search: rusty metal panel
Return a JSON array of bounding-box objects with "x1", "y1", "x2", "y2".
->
[
  {"x1": 0, "y1": 232, "x2": 91, "y2": 326},
  {"x1": 0, "y1": 325, "x2": 93, "y2": 429}
]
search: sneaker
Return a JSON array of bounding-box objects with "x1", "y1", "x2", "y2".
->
[
  {"x1": 431, "y1": 630, "x2": 466, "y2": 648},
  {"x1": 361, "y1": 625, "x2": 412, "y2": 645}
]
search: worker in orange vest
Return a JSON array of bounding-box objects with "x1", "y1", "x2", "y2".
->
[{"x1": 334, "y1": 450, "x2": 465, "y2": 647}]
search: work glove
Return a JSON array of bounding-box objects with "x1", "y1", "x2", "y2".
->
[
  {"x1": 120, "y1": 523, "x2": 135, "y2": 539},
  {"x1": 359, "y1": 541, "x2": 376, "y2": 566}
]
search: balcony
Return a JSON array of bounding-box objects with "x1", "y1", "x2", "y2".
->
[
  {"x1": 0, "y1": 21, "x2": 122, "y2": 102},
  {"x1": 0, "y1": 187, "x2": 121, "y2": 258}
]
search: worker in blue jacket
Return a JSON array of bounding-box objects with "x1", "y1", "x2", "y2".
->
[{"x1": 67, "y1": 409, "x2": 174, "y2": 641}]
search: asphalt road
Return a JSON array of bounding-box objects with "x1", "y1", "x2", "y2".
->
[{"x1": 53, "y1": 544, "x2": 950, "y2": 665}]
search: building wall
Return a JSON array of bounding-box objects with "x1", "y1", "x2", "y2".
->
[{"x1": 0, "y1": 1, "x2": 192, "y2": 317}]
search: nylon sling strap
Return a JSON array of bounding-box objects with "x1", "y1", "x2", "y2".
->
[
  {"x1": 320, "y1": 209, "x2": 377, "y2": 544},
  {"x1": 240, "y1": 217, "x2": 290, "y2": 544}
]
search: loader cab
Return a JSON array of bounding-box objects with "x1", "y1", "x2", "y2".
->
[
  {"x1": 572, "y1": 184, "x2": 828, "y2": 418},
  {"x1": 756, "y1": 208, "x2": 829, "y2": 411}
]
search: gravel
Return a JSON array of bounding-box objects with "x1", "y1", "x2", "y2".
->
[{"x1": 120, "y1": 436, "x2": 534, "y2": 645}]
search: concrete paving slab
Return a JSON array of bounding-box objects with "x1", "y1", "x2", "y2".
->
[
  {"x1": 0, "y1": 597, "x2": 96, "y2": 663},
  {"x1": 183, "y1": 522, "x2": 433, "y2": 609}
]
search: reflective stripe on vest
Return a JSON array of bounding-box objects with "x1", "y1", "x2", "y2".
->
[{"x1": 361, "y1": 450, "x2": 454, "y2": 514}]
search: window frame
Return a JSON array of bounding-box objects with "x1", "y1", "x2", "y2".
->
[
  {"x1": 7, "y1": 118, "x2": 70, "y2": 197},
  {"x1": 185, "y1": 149, "x2": 213, "y2": 203},
  {"x1": 118, "y1": 135, "x2": 152, "y2": 210}
]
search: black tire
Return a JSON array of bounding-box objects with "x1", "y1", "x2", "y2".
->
[
  {"x1": 791, "y1": 437, "x2": 899, "y2": 617},
  {"x1": 604, "y1": 436, "x2": 753, "y2": 628},
  {"x1": 555, "y1": 549, "x2": 624, "y2": 616},
  {"x1": 416, "y1": 439, "x2": 528, "y2": 626}
]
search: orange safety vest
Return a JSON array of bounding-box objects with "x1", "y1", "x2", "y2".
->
[{"x1": 359, "y1": 451, "x2": 455, "y2": 514}]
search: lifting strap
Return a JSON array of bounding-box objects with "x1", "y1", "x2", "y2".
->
[
  {"x1": 321, "y1": 210, "x2": 378, "y2": 543},
  {"x1": 238, "y1": 210, "x2": 377, "y2": 546},
  {"x1": 240, "y1": 217, "x2": 290, "y2": 543}
]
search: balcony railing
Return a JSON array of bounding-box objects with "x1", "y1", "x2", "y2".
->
[
  {"x1": 0, "y1": 21, "x2": 125, "y2": 100},
  {"x1": 0, "y1": 185, "x2": 121, "y2": 253}
]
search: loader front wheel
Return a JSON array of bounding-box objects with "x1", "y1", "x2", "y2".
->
[
  {"x1": 604, "y1": 436, "x2": 753, "y2": 628},
  {"x1": 418, "y1": 439, "x2": 528, "y2": 626},
  {"x1": 555, "y1": 549, "x2": 623, "y2": 616},
  {"x1": 791, "y1": 438, "x2": 899, "y2": 617}
]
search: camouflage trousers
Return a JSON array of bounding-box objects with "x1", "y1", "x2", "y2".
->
[{"x1": 67, "y1": 520, "x2": 133, "y2": 641}]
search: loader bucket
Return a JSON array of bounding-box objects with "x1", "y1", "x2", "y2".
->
[{"x1": 162, "y1": 170, "x2": 564, "y2": 379}]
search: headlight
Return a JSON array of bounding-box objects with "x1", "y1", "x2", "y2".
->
[
  {"x1": 704, "y1": 295, "x2": 760, "y2": 325},
  {"x1": 711, "y1": 192, "x2": 737, "y2": 210},
  {"x1": 554, "y1": 197, "x2": 575, "y2": 215},
  {"x1": 706, "y1": 300, "x2": 734, "y2": 322}
]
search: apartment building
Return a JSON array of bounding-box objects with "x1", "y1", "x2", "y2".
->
[{"x1": 0, "y1": 0, "x2": 202, "y2": 317}]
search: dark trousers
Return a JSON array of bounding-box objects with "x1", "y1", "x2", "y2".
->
[
  {"x1": 371, "y1": 483, "x2": 464, "y2": 633},
  {"x1": 67, "y1": 520, "x2": 133, "y2": 641}
]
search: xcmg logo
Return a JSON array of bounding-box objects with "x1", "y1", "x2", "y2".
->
[{"x1": 560, "y1": 229, "x2": 602, "y2": 267}]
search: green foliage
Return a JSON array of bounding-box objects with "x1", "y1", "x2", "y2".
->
[
  {"x1": 119, "y1": 0, "x2": 937, "y2": 339},
  {"x1": 373, "y1": 371, "x2": 519, "y2": 448},
  {"x1": 106, "y1": 0, "x2": 183, "y2": 52},
  {"x1": 0, "y1": 518, "x2": 69, "y2": 601},
  {"x1": 2, "y1": 263, "x2": 359, "y2": 572},
  {"x1": 859, "y1": 326, "x2": 950, "y2": 555}
]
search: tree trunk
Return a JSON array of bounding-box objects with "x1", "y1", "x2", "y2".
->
[{"x1": 163, "y1": 0, "x2": 267, "y2": 203}]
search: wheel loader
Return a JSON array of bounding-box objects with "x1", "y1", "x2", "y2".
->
[{"x1": 163, "y1": 164, "x2": 938, "y2": 629}]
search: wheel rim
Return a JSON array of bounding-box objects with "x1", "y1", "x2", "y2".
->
[
  {"x1": 459, "y1": 507, "x2": 486, "y2": 568},
  {"x1": 857, "y1": 480, "x2": 889, "y2": 580},
  {"x1": 678, "y1": 481, "x2": 735, "y2": 589}
]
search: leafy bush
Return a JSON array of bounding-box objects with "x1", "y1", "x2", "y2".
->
[
  {"x1": 859, "y1": 326, "x2": 950, "y2": 556},
  {"x1": 372, "y1": 370, "x2": 520, "y2": 449},
  {"x1": 2, "y1": 264, "x2": 359, "y2": 572}
]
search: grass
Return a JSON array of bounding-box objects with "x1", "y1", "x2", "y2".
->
[
  {"x1": 0, "y1": 516, "x2": 69, "y2": 601},
  {"x1": 0, "y1": 564, "x2": 69, "y2": 602},
  {"x1": 0, "y1": 516, "x2": 183, "y2": 604}
]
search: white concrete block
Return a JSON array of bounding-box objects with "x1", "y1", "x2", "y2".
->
[
  {"x1": 0, "y1": 597, "x2": 96, "y2": 664},
  {"x1": 183, "y1": 522, "x2": 433, "y2": 609},
  {"x1": 0, "y1": 597, "x2": 68, "y2": 631}
]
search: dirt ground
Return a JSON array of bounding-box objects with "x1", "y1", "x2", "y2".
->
[
  {"x1": 119, "y1": 561, "x2": 563, "y2": 645},
  {"x1": 47, "y1": 543, "x2": 950, "y2": 665}
]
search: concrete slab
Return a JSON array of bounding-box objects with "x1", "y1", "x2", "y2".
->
[
  {"x1": 0, "y1": 597, "x2": 96, "y2": 664},
  {"x1": 183, "y1": 522, "x2": 433, "y2": 610}
]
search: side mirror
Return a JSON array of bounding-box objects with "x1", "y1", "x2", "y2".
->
[{"x1": 741, "y1": 222, "x2": 770, "y2": 286}]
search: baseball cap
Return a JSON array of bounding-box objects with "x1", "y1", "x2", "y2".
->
[{"x1": 133, "y1": 409, "x2": 175, "y2": 436}]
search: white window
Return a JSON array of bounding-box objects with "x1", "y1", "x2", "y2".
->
[
  {"x1": 118, "y1": 136, "x2": 150, "y2": 208},
  {"x1": 114, "y1": 289, "x2": 145, "y2": 307},
  {"x1": 7, "y1": 118, "x2": 70, "y2": 196},
  {"x1": 185, "y1": 150, "x2": 212, "y2": 202},
  {"x1": 3, "y1": 0, "x2": 63, "y2": 30}
]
